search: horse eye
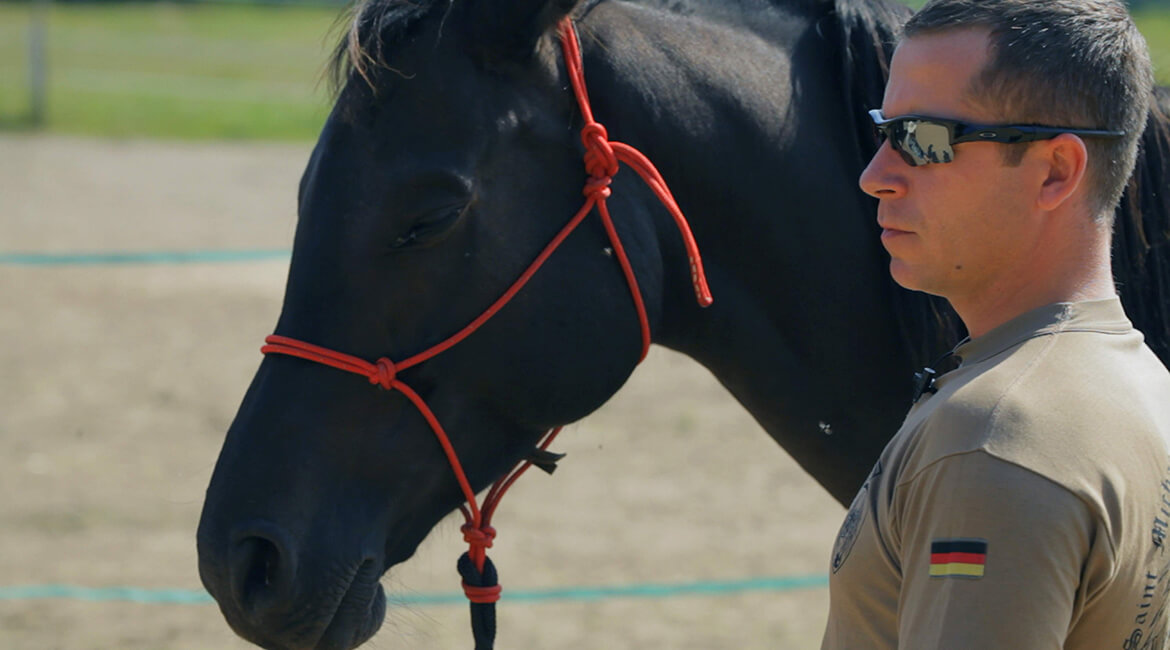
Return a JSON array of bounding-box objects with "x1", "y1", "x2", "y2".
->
[{"x1": 389, "y1": 205, "x2": 466, "y2": 251}]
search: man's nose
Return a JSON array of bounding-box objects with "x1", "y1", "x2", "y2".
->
[{"x1": 859, "y1": 141, "x2": 907, "y2": 200}]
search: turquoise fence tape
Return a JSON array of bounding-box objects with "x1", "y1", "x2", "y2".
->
[
  {"x1": 0, "y1": 584, "x2": 214, "y2": 604},
  {"x1": 0, "y1": 574, "x2": 828, "y2": 606},
  {"x1": 0, "y1": 249, "x2": 291, "y2": 266},
  {"x1": 0, "y1": 246, "x2": 832, "y2": 605}
]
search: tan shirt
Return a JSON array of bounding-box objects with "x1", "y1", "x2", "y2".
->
[{"x1": 822, "y1": 298, "x2": 1170, "y2": 650}]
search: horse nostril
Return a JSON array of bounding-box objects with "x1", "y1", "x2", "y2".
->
[
  {"x1": 239, "y1": 538, "x2": 279, "y2": 607},
  {"x1": 229, "y1": 523, "x2": 298, "y2": 617}
]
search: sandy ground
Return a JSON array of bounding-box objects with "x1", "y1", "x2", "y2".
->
[{"x1": 0, "y1": 133, "x2": 844, "y2": 649}]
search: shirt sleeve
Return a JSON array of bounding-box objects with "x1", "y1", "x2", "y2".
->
[{"x1": 892, "y1": 450, "x2": 1100, "y2": 649}]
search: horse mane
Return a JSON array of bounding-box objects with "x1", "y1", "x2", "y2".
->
[
  {"x1": 811, "y1": 0, "x2": 967, "y2": 368},
  {"x1": 1113, "y1": 85, "x2": 1170, "y2": 367},
  {"x1": 815, "y1": 0, "x2": 907, "y2": 151}
]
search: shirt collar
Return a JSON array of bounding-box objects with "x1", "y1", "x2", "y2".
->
[{"x1": 954, "y1": 297, "x2": 1132, "y2": 367}]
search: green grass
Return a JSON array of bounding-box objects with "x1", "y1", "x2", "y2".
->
[
  {"x1": 0, "y1": 1, "x2": 343, "y2": 139},
  {"x1": 1137, "y1": 7, "x2": 1170, "y2": 86},
  {"x1": 1, "y1": 1, "x2": 1169, "y2": 141}
]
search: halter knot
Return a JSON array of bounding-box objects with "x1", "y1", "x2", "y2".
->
[
  {"x1": 370, "y1": 358, "x2": 397, "y2": 390},
  {"x1": 462, "y1": 523, "x2": 496, "y2": 550},
  {"x1": 583, "y1": 175, "x2": 613, "y2": 199},
  {"x1": 581, "y1": 122, "x2": 618, "y2": 179}
]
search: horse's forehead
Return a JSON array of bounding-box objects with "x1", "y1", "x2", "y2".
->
[
  {"x1": 312, "y1": 93, "x2": 525, "y2": 204},
  {"x1": 383, "y1": 92, "x2": 523, "y2": 166},
  {"x1": 338, "y1": 69, "x2": 542, "y2": 170},
  {"x1": 349, "y1": 55, "x2": 528, "y2": 129}
]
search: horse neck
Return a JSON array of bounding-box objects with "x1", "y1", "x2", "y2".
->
[{"x1": 576, "y1": 1, "x2": 918, "y2": 502}]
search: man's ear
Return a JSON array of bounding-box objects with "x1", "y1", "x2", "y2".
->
[
  {"x1": 462, "y1": 0, "x2": 581, "y2": 65},
  {"x1": 1035, "y1": 133, "x2": 1089, "y2": 212}
]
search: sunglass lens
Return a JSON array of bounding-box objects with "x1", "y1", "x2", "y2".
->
[
  {"x1": 888, "y1": 121, "x2": 921, "y2": 166},
  {"x1": 913, "y1": 121, "x2": 954, "y2": 164},
  {"x1": 892, "y1": 119, "x2": 953, "y2": 166}
]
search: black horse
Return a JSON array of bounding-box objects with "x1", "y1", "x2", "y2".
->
[{"x1": 197, "y1": 0, "x2": 1170, "y2": 648}]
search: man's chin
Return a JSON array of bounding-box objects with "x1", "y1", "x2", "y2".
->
[
  {"x1": 888, "y1": 261, "x2": 948, "y2": 296},
  {"x1": 888, "y1": 260, "x2": 919, "y2": 291}
]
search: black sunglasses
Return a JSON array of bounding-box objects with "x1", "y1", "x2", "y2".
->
[{"x1": 868, "y1": 109, "x2": 1125, "y2": 167}]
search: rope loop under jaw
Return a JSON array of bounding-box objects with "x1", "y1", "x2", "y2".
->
[{"x1": 457, "y1": 552, "x2": 501, "y2": 649}]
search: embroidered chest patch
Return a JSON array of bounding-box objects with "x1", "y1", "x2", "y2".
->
[
  {"x1": 929, "y1": 539, "x2": 988, "y2": 578},
  {"x1": 831, "y1": 461, "x2": 881, "y2": 573}
]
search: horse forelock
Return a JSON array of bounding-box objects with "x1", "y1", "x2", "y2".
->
[{"x1": 328, "y1": 0, "x2": 453, "y2": 95}]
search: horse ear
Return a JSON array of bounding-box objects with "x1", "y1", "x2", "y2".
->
[{"x1": 463, "y1": 0, "x2": 581, "y2": 64}]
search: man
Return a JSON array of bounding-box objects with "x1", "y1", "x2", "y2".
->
[{"x1": 822, "y1": 1, "x2": 1170, "y2": 648}]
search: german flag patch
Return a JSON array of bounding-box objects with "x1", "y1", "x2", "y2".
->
[{"x1": 929, "y1": 539, "x2": 987, "y2": 578}]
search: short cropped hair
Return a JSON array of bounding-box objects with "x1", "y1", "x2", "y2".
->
[{"x1": 903, "y1": 0, "x2": 1154, "y2": 220}]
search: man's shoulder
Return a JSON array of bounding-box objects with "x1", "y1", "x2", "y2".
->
[
  {"x1": 906, "y1": 327, "x2": 1170, "y2": 505},
  {"x1": 963, "y1": 327, "x2": 1168, "y2": 441}
]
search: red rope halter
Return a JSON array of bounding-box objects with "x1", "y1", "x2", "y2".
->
[{"x1": 260, "y1": 18, "x2": 712, "y2": 642}]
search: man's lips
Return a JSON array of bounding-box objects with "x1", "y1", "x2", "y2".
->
[{"x1": 878, "y1": 220, "x2": 913, "y2": 243}]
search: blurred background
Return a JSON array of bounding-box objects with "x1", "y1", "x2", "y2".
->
[
  {"x1": 2, "y1": 0, "x2": 1168, "y2": 140},
  {"x1": 1, "y1": 1, "x2": 1167, "y2": 649},
  {"x1": 1, "y1": 0, "x2": 343, "y2": 138}
]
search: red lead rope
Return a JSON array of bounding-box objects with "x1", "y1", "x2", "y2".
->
[{"x1": 260, "y1": 18, "x2": 712, "y2": 648}]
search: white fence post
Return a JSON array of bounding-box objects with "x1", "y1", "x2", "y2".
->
[{"x1": 29, "y1": 0, "x2": 49, "y2": 126}]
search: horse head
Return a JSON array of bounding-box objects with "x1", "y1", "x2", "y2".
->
[{"x1": 196, "y1": 1, "x2": 683, "y2": 647}]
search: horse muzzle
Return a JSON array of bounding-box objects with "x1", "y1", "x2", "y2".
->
[{"x1": 197, "y1": 517, "x2": 387, "y2": 650}]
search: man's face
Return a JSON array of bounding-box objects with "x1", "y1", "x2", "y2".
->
[{"x1": 860, "y1": 28, "x2": 1046, "y2": 303}]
